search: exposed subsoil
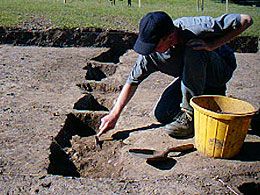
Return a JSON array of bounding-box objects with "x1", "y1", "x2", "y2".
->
[{"x1": 0, "y1": 27, "x2": 260, "y2": 194}]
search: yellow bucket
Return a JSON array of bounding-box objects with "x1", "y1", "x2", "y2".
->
[{"x1": 190, "y1": 95, "x2": 256, "y2": 158}]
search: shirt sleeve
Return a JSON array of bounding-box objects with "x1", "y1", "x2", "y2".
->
[
  {"x1": 214, "y1": 13, "x2": 241, "y2": 32},
  {"x1": 173, "y1": 14, "x2": 241, "y2": 38},
  {"x1": 126, "y1": 54, "x2": 158, "y2": 85}
]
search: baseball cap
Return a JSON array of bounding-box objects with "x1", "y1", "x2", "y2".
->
[{"x1": 134, "y1": 11, "x2": 174, "y2": 55}]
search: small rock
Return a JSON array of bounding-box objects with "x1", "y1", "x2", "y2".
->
[
  {"x1": 41, "y1": 181, "x2": 51, "y2": 188},
  {"x1": 53, "y1": 112, "x2": 60, "y2": 116}
]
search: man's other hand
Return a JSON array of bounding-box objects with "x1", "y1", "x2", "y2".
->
[{"x1": 186, "y1": 39, "x2": 215, "y2": 51}]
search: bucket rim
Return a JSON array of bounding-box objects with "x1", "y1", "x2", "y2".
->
[{"x1": 190, "y1": 95, "x2": 257, "y2": 120}]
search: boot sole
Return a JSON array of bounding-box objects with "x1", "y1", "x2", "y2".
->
[{"x1": 165, "y1": 128, "x2": 194, "y2": 138}]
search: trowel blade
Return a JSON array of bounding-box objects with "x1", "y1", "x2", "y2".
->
[
  {"x1": 95, "y1": 135, "x2": 102, "y2": 149},
  {"x1": 128, "y1": 148, "x2": 156, "y2": 159}
]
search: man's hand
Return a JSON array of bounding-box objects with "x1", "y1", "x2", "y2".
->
[
  {"x1": 186, "y1": 39, "x2": 215, "y2": 51},
  {"x1": 97, "y1": 113, "x2": 119, "y2": 137},
  {"x1": 97, "y1": 83, "x2": 138, "y2": 137}
]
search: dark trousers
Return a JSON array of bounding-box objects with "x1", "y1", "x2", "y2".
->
[{"x1": 153, "y1": 47, "x2": 235, "y2": 124}]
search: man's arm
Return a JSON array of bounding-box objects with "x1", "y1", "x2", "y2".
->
[
  {"x1": 97, "y1": 83, "x2": 138, "y2": 136},
  {"x1": 98, "y1": 54, "x2": 156, "y2": 136},
  {"x1": 209, "y1": 14, "x2": 253, "y2": 50},
  {"x1": 187, "y1": 14, "x2": 253, "y2": 51}
]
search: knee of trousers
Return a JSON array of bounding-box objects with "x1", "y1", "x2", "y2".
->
[
  {"x1": 183, "y1": 47, "x2": 209, "y2": 69},
  {"x1": 154, "y1": 106, "x2": 180, "y2": 124},
  {"x1": 184, "y1": 46, "x2": 208, "y2": 57},
  {"x1": 154, "y1": 108, "x2": 171, "y2": 124}
]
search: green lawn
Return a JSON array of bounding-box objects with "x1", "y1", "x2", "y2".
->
[{"x1": 0, "y1": 0, "x2": 259, "y2": 36}]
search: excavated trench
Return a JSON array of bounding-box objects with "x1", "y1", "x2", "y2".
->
[
  {"x1": 48, "y1": 87, "x2": 126, "y2": 178},
  {"x1": 83, "y1": 61, "x2": 118, "y2": 81},
  {"x1": 47, "y1": 109, "x2": 126, "y2": 178},
  {"x1": 47, "y1": 43, "x2": 126, "y2": 178},
  {"x1": 77, "y1": 61, "x2": 123, "y2": 93},
  {"x1": 65, "y1": 43, "x2": 125, "y2": 178}
]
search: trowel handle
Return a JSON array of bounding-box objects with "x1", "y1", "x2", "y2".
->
[
  {"x1": 99, "y1": 137, "x2": 114, "y2": 142},
  {"x1": 166, "y1": 144, "x2": 194, "y2": 154}
]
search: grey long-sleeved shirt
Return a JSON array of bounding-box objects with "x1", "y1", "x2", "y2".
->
[{"x1": 126, "y1": 14, "x2": 241, "y2": 85}]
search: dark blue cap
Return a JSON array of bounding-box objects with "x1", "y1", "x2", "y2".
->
[{"x1": 134, "y1": 11, "x2": 174, "y2": 55}]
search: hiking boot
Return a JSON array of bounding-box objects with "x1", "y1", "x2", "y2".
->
[{"x1": 165, "y1": 110, "x2": 194, "y2": 138}]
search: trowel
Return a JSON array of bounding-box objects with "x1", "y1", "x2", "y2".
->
[
  {"x1": 129, "y1": 143, "x2": 194, "y2": 162},
  {"x1": 95, "y1": 135, "x2": 113, "y2": 149}
]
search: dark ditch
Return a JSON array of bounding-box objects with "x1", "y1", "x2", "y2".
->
[
  {"x1": 233, "y1": 0, "x2": 260, "y2": 7},
  {"x1": 0, "y1": 27, "x2": 137, "y2": 64},
  {"x1": 0, "y1": 27, "x2": 137, "y2": 48},
  {"x1": 0, "y1": 27, "x2": 258, "y2": 53}
]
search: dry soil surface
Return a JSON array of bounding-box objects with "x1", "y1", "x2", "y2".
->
[{"x1": 0, "y1": 45, "x2": 259, "y2": 194}]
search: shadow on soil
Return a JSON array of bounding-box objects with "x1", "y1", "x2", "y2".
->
[
  {"x1": 238, "y1": 182, "x2": 260, "y2": 195},
  {"x1": 73, "y1": 94, "x2": 109, "y2": 111},
  {"x1": 55, "y1": 113, "x2": 96, "y2": 148},
  {"x1": 83, "y1": 61, "x2": 118, "y2": 81},
  {"x1": 248, "y1": 129, "x2": 260, "y2": 137},
  {"x1": 249, "y1": 110, "x2": 260, "y2": 135},
  {"x1": 48, "y1": 140, "x2": 80, "y2": 177},
  {"x1": 145, "y1": 148, "x2": 196, "y2": 170},
  {"x1": 112, "y1": 123, "x2": 164, "y2": 140},
  {"x1": 233, "y1": 142, "x2": 260, "y2": 161},
  {"x1": 146, "y1": 158, "x2": 177, "y2": 170}
]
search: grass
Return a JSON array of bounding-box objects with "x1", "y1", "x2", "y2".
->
[{"x1": 0, "y1": 0, "x2": 259, "y2": 36}]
